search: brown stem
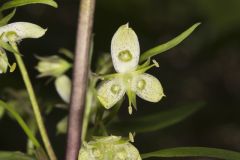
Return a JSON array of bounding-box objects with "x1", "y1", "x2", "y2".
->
[{"x1": 65, "y1": 0, "x2": 95, "y2": 160}]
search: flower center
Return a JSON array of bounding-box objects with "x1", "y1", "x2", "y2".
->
[
  {"x1": 111, "y1": 84, "x2": 121, "y2": 94},
  {"x1": 137, "y1": 79, "x2": 146, "y2": 90},
  {"x1": 118, "y1": 50, "x2": 132, "y2": 62}
]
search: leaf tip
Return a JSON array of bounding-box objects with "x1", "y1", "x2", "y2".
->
[
  {"x1": 193, "y1": 22, "x2": 201, "y2": 29},
  {"x1": 52, "y1": 1, "x2": 58, "y2": 8}
]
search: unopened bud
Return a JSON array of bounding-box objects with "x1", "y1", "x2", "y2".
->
[{"x1": 35, "y1": 55, "x2": 71, "y2": 78}]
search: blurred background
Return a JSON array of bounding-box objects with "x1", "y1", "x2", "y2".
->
[{"x1": 1, "y1": 0, "x2": 240, "y2": 159}]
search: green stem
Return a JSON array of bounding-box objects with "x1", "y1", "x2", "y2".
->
[
  {"x1": 81, "y1": 37, "x2": 95, "y2": 141},
  {"x1": 81, "y1": 86, "x2": 93, "y2": 141},
  {"x1": 11, "y1": 42, "x2": 57, "y2": 160},
  {"x1": 27, "y1": 121, "x2": 38, "y2": 155}
]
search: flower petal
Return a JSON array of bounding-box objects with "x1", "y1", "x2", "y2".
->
[
  {"x1": 55, "y1": 75, "x2": 71, "y2": 103},
  {"x1": 111, "y1": 23, "x2": 140, "y2": 73},
  {"x1": 131, "y1": 73, "x2": 165, "y2": 102},
  {"x1": 97, "y1": 78, "x2": 126, "y2": 109}
]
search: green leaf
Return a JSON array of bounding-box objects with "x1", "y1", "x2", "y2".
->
[
  {"x1": 0, "y1": 100, "x2": 40, "y2": 147},
  {"x1": 0, "y1": 0, "x2": 58, "y2": 12},
  {"x1": 108, "y1": 102, "x2": 204, "y2": 133},
  {"x1": 141, "y1": 147, "x2": 240, "y2": 160},
  {"x1": 140, "y1": 22, "x2": 201, "y2": 63},
  {"x1": 0, "y1": 151, "x2": 34, "y2": 160},
  {"x1": 0, "y1": 9, "x2": 16, "y2": 27}
]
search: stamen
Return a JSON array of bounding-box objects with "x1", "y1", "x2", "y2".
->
[
  {"x1": 128, "y1": 105, "x2": 133, "y2": 115},
  {"x1": 10, "y1": 63, "x2": 16, "y2": 72},
  {"x1": 152, "y1": 59, "x2": 159, "y2": 68},
  {"x1": 129, "y1": 132, "x2": 135, "y2": 142}
]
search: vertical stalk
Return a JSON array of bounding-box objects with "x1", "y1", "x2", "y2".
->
[
  {"x1": 81, "y1": 86, "x2": 93, "y2": 141},
  {"x1": 65, "y1": 0, "x2": 95, "y2": 159},
  {"x1": 11, "y1": 43, "x2": 57, "y2": 160}
]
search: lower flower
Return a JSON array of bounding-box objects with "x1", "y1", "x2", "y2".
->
[{"x1": 78, "y1": 135, "x2": 141, "y2": 160}]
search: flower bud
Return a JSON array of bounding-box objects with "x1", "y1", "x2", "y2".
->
[
  {"x1": 78, "y1": 136, "x2": 141, "y2": 160},
  {"x1": 35, "y1": 55, "x2": 71, "y2": 78}
]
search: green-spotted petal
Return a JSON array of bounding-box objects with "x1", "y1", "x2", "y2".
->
[
  {"x1": 97, "y1": 78, "x2": 126, "y2": 109},
  {"x1": 111, "y1": 23, "x2": 140, "y2": 73},
  {"x1": 0, "y1": 22, "x2": 47, "y2": 42},
  {"x1": 131, "y1": 73, "x2": 165, "y2": 102}
]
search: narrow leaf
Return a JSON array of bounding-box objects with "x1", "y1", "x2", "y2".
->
[
  {"x1": 0, "y1": 0, "x2": 58, "y2": 12},
  {"x1": 0, "y1": 100, "x2": 40, "y2": 147},
  {"x1": 141, "y1": 147, "x2": 240, "y2": 160},
  {"x1": 0, "y1": 9, "x2": 16, "y2": 27},
  {"x1": 140, "y1": 23, "x2": 201, "y2": 63},
  {"x1": 0, "y1": 151, "x2": 34, "y2": 160},
  {"x1": 109, "y1": 102, "x2": 204, "y2": 133}
]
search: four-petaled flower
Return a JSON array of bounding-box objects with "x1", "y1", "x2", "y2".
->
[{"x1": 97, "y1": 24, "x2": 165, "y2": 114}]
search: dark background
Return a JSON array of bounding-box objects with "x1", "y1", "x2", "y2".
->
[{"x1": 1, "y1": 0, "x2": 240, "y2": 159}]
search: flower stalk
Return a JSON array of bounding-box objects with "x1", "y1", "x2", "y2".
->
[
  {"x1": 10, "y1": 42, "x2": 57, "y2": 160},
  {"x1": 65, "y1": 0, "x2": 96, "y2": 159}
]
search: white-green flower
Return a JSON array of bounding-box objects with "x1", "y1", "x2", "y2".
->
[
  {"x1": 0, "y1": 22, "x2": 47, "y2": 74},
  {"x1": 97, "y1": 24, "x2": 165, "y2": 113},
  {"x1": 78, "y1": 136, "x2": 141, "y2": 160},
  {"x1": 0, "y1": 22, "x2": 47, "y2": 42}
]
